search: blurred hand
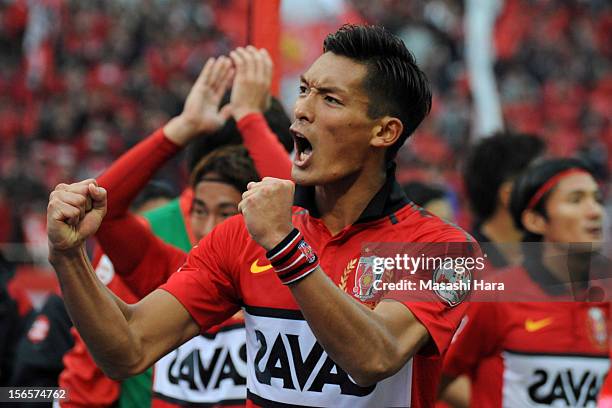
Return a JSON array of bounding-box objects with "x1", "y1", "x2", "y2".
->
[
  {"x1": 47, "y1": 179, "x2": 107, "y2": 253},
  {"x1": 164, "y1": 56, "x2": 234, "y2": 145},
  {"x1": 229, "y1": 46, "x2": 273, "y2": 121}
]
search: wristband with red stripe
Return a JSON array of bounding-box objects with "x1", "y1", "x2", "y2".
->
[{"x1": 266, "y1": 228, "x2": 319, "y2": 285}]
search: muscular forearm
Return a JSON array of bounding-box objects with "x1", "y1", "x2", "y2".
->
[
  {"x1": 50, "y1": 247, "x2": 144, "y2": 379},
  {"x1": 289, "y1": 269, "x2": 429, "y2": 386}
]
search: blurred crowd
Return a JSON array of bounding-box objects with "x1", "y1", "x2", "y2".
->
[
  {"x1": 1, "y1": 0, "x2": 611, "y2": 247},
  {"x1": 354, "y1": 0, "x2": 611, "y2": 205},
  {"x1": 0, "y1": 0, "x2": 233, "y2": 246}
]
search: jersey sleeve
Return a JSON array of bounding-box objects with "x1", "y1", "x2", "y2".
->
[
  {"x1": 96, "y1": 212, "x2": 186, "y2": 298},
  {"x1": 382, "y1": 225, "x2": 480, "y2": 357},
  {"x1": 403, "y1": 299, "x2": 468, "y2": 357},
  {"x1": 97, "y1": 127, "x2": 180, "y2": 219},
  {"x1": 237, "y1": 113, "x2": 292, "y2": 180},
  {"x1": 159, "y1": 216, "x2": 243, "y2": 331},
  {"x1": 58, "y1": 329, "x2": 120, "y2": 407},
  {"x1": 442, "y1": 302, "x2": 501, "y2": 377}
]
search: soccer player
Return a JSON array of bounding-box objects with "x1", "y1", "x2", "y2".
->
[
  {"x1": 439, "y1": 132, "x2": 546, "y2": 406},
  {"x1": 464, "y1": 132, "x2": 545, "y2": 267},
  {"x1": 58, "y1": 47, "x2": 292, "y2": 407},
  {"x1": 47, "y1": 25, "x2": 474, "y2": 407},
  {"x1": 442, "y1": 158, "x2": 609, "y2": 407}
]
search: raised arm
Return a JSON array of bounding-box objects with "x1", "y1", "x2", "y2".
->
[
  {"x1": 230, "y1": 47, "x2": 292, "y2": 180},
  {"x1": 47, "y1": 180, "x2": 200, "y2": 379},
  {"x1": 100, "y1": 56, "x2": 235, "y2": 220},
  {"x1": 97, "y1": 213, "x2": 186, "y2": 298}
]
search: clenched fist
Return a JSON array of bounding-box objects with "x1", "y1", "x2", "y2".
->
[
  {"x1": 47, "y1": 179, "x2": 107, "y2": 252},
  {"x1": 238, "y1": 177, "x2": 294, "y2": 250}
]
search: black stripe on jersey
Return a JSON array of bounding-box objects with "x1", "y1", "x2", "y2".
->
[
  {"x1": 152, "y1": 392, "x2": 245, "y2": 406},
  {"x1": 199, "y1": 322, "x2": 245, "y2": 339},
  {"x1": 389, "y1": 213, "x2": 398, "y2": 224},
  {"x1": 504, "y1": 348, "x2": 608, "y2": 359},
  {"x1": 248, "y1": 390, "x2": 312, "y2": 408},
  {"x1": 244, "y1": 305, "x2": 305, "y2": 320}
]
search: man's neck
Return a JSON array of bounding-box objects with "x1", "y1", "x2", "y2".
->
[
  {"x1": 481, "y1": 208, "x2": 523, "y2": 243},
  {"x1": 314, "y1": 167, "x2": 386, "y2": 236},
  {"x1": 481, "y1": 208, "x2": 524, "y2": 265}
]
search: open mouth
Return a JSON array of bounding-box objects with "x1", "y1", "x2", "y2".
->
[
  {"x1": 292, "y1": 131, "x2": 313, "y2": 167},
  {"x1": 586, "y1": 227, "x2": 603, "y2": 236}
]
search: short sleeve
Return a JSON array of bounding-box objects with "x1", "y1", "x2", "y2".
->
[
  {"x1": 159, "y1": 217, "x2": 243, "y2": 331},
  {"x1": 403, "y1": 299, "x2": 467, "y2": 357},
  {"x1": 375, "y1": 225, "x2": 480, "y2": 356}
]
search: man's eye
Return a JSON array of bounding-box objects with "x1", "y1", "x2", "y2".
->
[
  {"x1": 324, "y1": 96, "x2": 341, "y2": 105},
  {"x1": 193, "y1": 207, "x2": 208, "y2": 216},
  {"x1": 299, "y1": 85, "x2": 308, "y2": 95}
]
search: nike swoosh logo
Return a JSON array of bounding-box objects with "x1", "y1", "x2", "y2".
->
[
  {"x1": 525, "y1": 317, "x2": 553, "y2": 332},
  {"x1": 250, "y1": 259, "x2": 273, "y2": 274}
]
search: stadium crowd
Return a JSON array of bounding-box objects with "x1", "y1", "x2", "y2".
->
[
  {"x1": 0, "y1": 0, "x2": 611, "y2": 407},
  {"x1": 0, "y1": 0, "x2": 610, "y2": 245}
]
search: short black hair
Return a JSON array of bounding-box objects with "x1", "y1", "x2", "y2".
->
[
  {"x1": 131, "y1": 180, "x2": 176, "y2": 212},
  {"x1": 402, "y1": 181, "x2": 446, "y2": 208},
  {"x1": 509, "y1": 157, "x2": 595, "y2": 240},
  {"x1": 464, "y1": 132, "x2": 545, "y2": 221},
  {"x1": 190, "y1": 145, "x2": 259, "y2": 193},
  {"x1": 323, "y1": 24, "x2": 432, "y2": 160},
  {"x1": 186, "y1": 96, "x2": 293, "y2": 172}
]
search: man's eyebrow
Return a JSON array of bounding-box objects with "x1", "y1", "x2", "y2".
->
[
  {"x1": 218, "y1": 202, "x2": 239, "y2": 209},
  {"x1": 300, "y1": 75, "x2": 347, "y2": 95},
  {"x1": 192, "y1": 198, "x2": 206, "y2": 207}
]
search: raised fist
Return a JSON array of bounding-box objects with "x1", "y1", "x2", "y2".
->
[
  {"x1": 238, "y1": 177, "x2": 294, "y2": 250},
  {"x1": 47, "y1": 179, "x2": 107, "y2": 252}
]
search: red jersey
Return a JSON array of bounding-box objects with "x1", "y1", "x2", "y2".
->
[
  {"x1": 443, "y1": 264, "x2": 609, "y2": 407},
  {"x1": 161, "y1": 178, "x2": 473, "y2": 407}
]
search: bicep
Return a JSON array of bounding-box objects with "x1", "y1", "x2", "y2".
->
[{"x1": 127, "y1": 288, "x2": 200, "y2": 372}]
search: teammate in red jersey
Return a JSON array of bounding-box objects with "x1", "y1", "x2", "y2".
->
[
  {"x1": 47, "y1": 24, "x2": 475, "y2": 407},
  {"x1": 58, "y1": 46, "x2": 292, "y2": 407},
  {"x1": 442, "y1": 157, "x2": 609, "y2": 407}
]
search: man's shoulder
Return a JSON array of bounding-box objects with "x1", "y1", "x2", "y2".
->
[
  {"x1": 194, "y1": 214, "x2": 252, "y2": 253},
  {"x1": 395, "y1": 204, "x2": 474, "y2": 243}
]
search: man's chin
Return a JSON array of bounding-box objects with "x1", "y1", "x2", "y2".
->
[{"x1": 291, "y1": 167, "x2": 317, "y2": 186}]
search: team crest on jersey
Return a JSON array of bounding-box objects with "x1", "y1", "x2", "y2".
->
[
  {"x1": 352, "y1": 256, "x2": 385, "y2": 301},
  {"x1": 586, "y1": 306, "x2": 607, "y2": 350},
  {"x1": 27, "y1": 315, "x2": 50, "y2": 344},
  {"x1": 432, "y1": 264, "x2": 471, "y2": 307}
]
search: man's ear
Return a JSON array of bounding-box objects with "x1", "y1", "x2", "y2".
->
[
  {"x1": 370, "y1": 117, "x2": 403, "y2": 148},
  {"x1": 521, "y1": 209, "x2": 547, "y2": 236},
  {"x1": 498, "y1": 181, "x2": 513, "y2": 209}
]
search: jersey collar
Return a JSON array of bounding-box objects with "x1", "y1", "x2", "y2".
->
[{"x1": 293, "y1": 163, "x2": 409, "y2": 224}]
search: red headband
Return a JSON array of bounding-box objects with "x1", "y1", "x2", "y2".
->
[{"x1": 526, "y1": 168, "x2": 589, "y2": 211}]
